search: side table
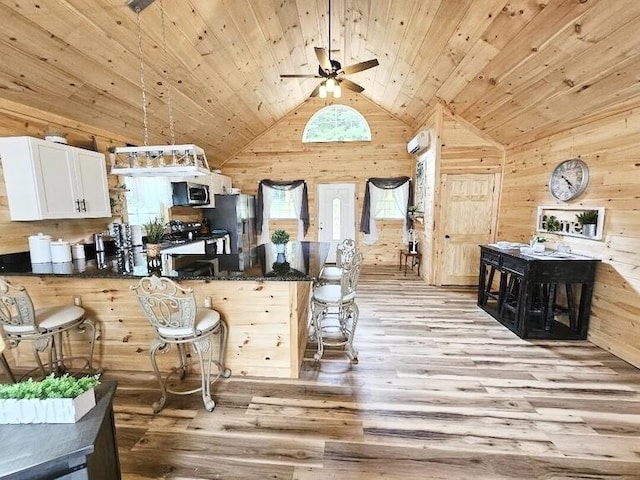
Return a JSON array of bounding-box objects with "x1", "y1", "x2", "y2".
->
[{"x1": 399, "y1": 249, "x2": 421, "y2": 276}]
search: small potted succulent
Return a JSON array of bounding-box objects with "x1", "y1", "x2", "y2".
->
[
  {"x1": 143, "y1": 216, "x2": 166, "y2": 257},
  {"x1": 271, "y1": 229, "x2": 290, "y2": 254},
  {"x1": 576, "y1": 210, "x2": 598, "y2": 237}
]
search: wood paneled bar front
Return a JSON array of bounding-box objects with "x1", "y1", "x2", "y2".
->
[{"x1": 0, "y1": 242, "x2": 329, "y2": 379}]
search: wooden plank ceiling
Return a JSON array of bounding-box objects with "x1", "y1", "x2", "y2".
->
[{"x1": 1, "y1": 0, "x2": 640, "y2": 166}]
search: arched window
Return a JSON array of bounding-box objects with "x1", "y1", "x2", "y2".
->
[{"x1": 302, "y1": 105, "x2": 371, "y2": 143}]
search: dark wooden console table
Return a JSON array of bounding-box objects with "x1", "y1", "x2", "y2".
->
[
  {"x1": 478, "y1": 245, "x2": 600, "y2": 339},
  {"x1": 0, "y1": 381, "x2": 120, "y2": 479}
]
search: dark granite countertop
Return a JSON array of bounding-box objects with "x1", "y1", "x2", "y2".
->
[{"x1": 0, "y1": 241, "x2": 330, "y2": 282}]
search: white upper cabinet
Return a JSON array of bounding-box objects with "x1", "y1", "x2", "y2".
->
[{"x1": 0, "y1": 136, "x2": 111, "y2": 220}]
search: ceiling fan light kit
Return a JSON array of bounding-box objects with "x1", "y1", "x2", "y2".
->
[
  {"x1": 280, "y1": 0, "x2": 379, "y2": 98},
  {"x1": 113, "y1": 0, "x2": 210, "y2": 177}
]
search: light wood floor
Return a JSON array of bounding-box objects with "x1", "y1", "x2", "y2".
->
[{"x1": 105, "y1": 266, "x2": 640, "y2": 479}]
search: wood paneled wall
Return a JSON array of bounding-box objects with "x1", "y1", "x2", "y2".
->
[
  {"x1": 0, "y1": 98, "x2": 134, "y2": 254},
  {"x1": 222, "y1": 91, "x2": 414, "y2": 265},
  {"x1": 412, "y1": 106, "x2": 504, "y2": 284},
  {"x1": 499, "y1": 107, "x2": 640, "y2": 368}
]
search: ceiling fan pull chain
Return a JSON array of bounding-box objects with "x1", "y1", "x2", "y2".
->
[
  {"x1": 135, "y1": 7, "x2": 150, "y2": 147},
  {"x1": 160, "y1": 0, "x2": 176, "y2": 146}
]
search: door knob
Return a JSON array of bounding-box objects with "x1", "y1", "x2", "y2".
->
[{"x1": 444, "y1": 234, "x2": 450, "y2": 239}]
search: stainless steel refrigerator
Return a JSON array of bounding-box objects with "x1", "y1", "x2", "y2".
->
[{"x1": 203, "y1": 194, "x2": 256, "y2": 254}]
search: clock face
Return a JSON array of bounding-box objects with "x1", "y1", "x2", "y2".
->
[{"x1": 549, "y1": 158, "x2": 589, "y2": 201}]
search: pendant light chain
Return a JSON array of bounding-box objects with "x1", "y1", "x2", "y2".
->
[
  {"x1": 160, "y1": 0, "x2": 176, "y2": 145},
  {"x1": 135, "y1": 8, "x2": 150, "y2": 147}
]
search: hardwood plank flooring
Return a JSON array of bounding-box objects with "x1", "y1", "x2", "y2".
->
[{"x1": 100, "y1": 266, "x2": 640, "y2": 478}]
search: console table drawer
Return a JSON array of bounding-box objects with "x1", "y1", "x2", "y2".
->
[
  {"x1": 481, "y1": 249, "x2": 502, "y2": 267},
  {"x1": 501, "y1": 255, "x2": 526, "y2": 275}
]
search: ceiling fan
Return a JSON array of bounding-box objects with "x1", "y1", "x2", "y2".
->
[{"x1": 280, "y1": 0, "x2": 379, "y2": 98}]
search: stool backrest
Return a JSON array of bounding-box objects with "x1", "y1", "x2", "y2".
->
[
  {"x1": 0, "y1": 278, "x2": 37, "y2": 332},
  {"x1": 131, "y1": 276, "x2": 198, "y2": 337},
  {"x1": 340, "y1": 251, "x2": 364, "y2": 298},
  {"x1": 336, "y1": 239, "x2": 356, "y2": 267}
]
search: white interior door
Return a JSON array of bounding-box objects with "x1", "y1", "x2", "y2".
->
[{"x1": 317, "y1": 183, "x2": 356, "y2": 263}]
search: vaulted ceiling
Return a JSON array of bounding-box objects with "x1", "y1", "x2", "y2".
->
[{"x1": 2, "y1": 0, "x2": 640, "y2": 167}]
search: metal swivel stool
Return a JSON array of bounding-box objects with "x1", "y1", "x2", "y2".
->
[
  {"x1": 0, "y1": 335, "x2": 16, "y2": 383},
  {"x1": 131, "y1": 275, "x2": 230, "y2": 413},
  {"x1": 0, "y1": 277, "x2": 96, "y2": 379},
  {"x1": 311, "y1": 250, "x2": 364, "y2": 362},
  {"x1": 318, "y1": 239, "x2": 357, "y2": 285}
]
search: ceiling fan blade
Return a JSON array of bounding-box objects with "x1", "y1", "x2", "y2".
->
[
  {"x1": 280, "y1": 74, "x2": 323, "y2": 78},
  {"x1": 339, "y1": 78, "x2": 365, "y2": 93},
  {"x1": 315, "y1": 47, "x2": 332, "y2": 71},
  {"x1": 341, "y1": 59, "x2": 379, "y2": 75}
]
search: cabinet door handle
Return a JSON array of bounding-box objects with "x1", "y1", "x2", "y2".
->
[
  {"x1": 81, "y1": 199, "x2": 87, "y2": 212},
  {"x1": 75, "y1": 199, "x2": 81, "y2": 212},
  {"x1": 445, "y1": 234, "x2": 450, "y2": 239}
]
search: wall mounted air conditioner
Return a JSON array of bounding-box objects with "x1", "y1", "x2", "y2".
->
[{"x1": 407, "y1": 130, "x2": 431, "y2": 155}]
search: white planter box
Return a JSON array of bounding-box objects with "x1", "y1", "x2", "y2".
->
[{"x1": 0, "y1": 388, "x2": 95, "y2": 424}]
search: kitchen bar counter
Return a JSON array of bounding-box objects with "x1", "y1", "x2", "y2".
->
[
  {"x1": 0, "y1": 241, "x2": 329, "y2": 282},
  {"x1": 0, "y1": 242, "x2": 330, "y2": 379}
]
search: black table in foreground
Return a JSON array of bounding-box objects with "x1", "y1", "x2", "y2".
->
[
  {"x1": 0, "y1": 382, "x2": 120, "y2": 479},
  {"x1": 478, "y1": 245, "x2": 600, "y2": 339}
]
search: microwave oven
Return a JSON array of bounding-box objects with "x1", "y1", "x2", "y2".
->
[{"x1": 171, "y1": 181, "x2": 210, "y2": 206}]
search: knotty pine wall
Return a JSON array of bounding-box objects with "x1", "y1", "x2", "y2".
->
[
  {"x1": 412, "y1": 105, "x2": 504, "y2": 284},
  {"x1": 222, "y1": 91, "x2": 414, "y2": 265},
  {"x1": 499, "y1": 107, "x2": 640, "y2": 368},
  {"x1": 0, "y1": 98, "x2": 128, "y2": 254}
]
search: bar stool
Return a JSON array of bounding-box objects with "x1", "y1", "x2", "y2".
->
[
  {"x1": 131, "y1": 275, "x2": 230, "y2": 413},
  {"x1": 0, "y1": 277, "x2": 96, "y2": 379},
  {"x1": 311, "y1": 251, "x2": 364, "y2": 362},
  {"x1": 318, "y1": 239, "x2": 356, "y2": 285},
  {"x1": 0, "y1": 335, "x2": 16, "y2": 383}
]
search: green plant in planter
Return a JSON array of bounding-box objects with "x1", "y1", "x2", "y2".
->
[
  {"x1": 576, "y1": 210, "x2": 598, "y2": 225},
  {"x1": 543, "y1": 215, "x2": 561, "y2": 232},
  {"x1": 143, "y1": 216, "x2": 166, "y2": 244},
  {"x1": 271, "y1": 229, "x2": 290, "y2": 244},
  {"x1": 0, "y1": 373, "x2": 100, "y2": 400}
]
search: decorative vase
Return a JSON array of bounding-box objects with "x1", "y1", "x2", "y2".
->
[
  {"x1": 0, "y1": 388, "x2": 96, "y2": 424},
  {"x1": 582, "y1": 223, "x2": 597, "y2": 237},
  {"x1": 146, "y1": 243, "x2": 162, "y2": 257},
  {"x1": 276, "y1": 243, "x2": 286, "y2": 254}
]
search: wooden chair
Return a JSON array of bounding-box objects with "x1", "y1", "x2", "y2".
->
[
  {"x1": 311, "y1": 250, "x2": 364, "y2": 362},
  {"x1": 0, "y1": 277, "x2": 96, "y2": 379},
  {"x1": 131, "y1": 275, "x2": 230, "y2": 413}
]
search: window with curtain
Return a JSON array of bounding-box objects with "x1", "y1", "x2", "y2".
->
[
  {"x1": 256, "y1": 180, "x2": 310, "y2": 244},
  {"x1": 124, "y1": 176, "x2": 171, "y2": 225},
  {"x1": 270, "y1": 188, "x2": 298, "y2": 219},
  {"x1": 360, "y1": 177, "x2": 412, "y2": 245},
  {"x1": 302, "y1": 105, "x2": 371, "y2": 143}
]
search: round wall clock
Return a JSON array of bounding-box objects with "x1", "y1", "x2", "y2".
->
[{"x1": 549, "y1": 158, "x2": 589, "y2": 201}]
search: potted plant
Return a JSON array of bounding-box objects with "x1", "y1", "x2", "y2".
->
[
  {"x1": 271, "y1": 229, "x2": 290, "y2": 254},
  {"x1": 408, "y1": 205, "x2": 423, "y2": 219},
  {"x1": 0, "y1": 373, "x2": 101, "y2": 424},
  {"x1": 542, "y1": 214, "x2": 561, "y2": 232},
  {"x1": 143, "y1": 216, "x2": 166, "y2": 257},
  {"x1": 576, "y1": 210, "x2": 598, "y2": 237}
]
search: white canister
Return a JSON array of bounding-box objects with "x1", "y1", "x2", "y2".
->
[
  {"x1": 72, "y1": 243, "x2": 86, "y2": 260},
  {"x1": 50, "y1": 239, "x2": 72, "y2": 263},
  {"x1": 28, "y1": 233, "x2": 52, "y2": 263}
]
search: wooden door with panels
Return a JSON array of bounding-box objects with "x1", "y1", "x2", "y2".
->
[
  {"x1": 438, "y1": 173, "x2": 499, "y2": 285},
  {"x1": 317, "y1": 183, "x2": 356, "y2": 263}
]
